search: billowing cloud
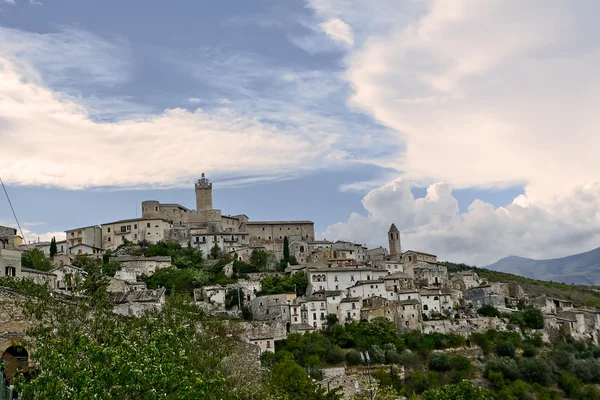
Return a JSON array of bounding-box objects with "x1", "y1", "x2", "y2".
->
[
  {"x1": 319, "y1": 18, "x2": 353, "y2": 46},
  {"x1": 307, "y1": 0, "x2": 600, "y2": 202},
  {"x1": 0, "y1": 27, "x2": 363, "y2": 189},
  {"x1": 323, "y1": 180, "x2": 600, "y2": 266}
]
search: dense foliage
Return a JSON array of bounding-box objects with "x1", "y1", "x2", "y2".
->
[
  {"x1": 258, "y1": 271, "x2": 308, "y2": 295},
  {"x1": 20, "y1": 248, "x2": 53, "y2": 271}
]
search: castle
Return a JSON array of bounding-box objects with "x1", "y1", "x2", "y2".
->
[{"x1": 101, "y1": 174, "x2": 315, "y2": 257}]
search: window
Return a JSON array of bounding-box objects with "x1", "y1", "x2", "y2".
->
[
  {"x1": 423, "y1": 305, "x2": 429, "y2": 310},
  {"x1": 77, "y1": 230, "x2": 82, "y2": 235},
  {"x1": 134, "y1": 234, "x2": 138, "y2": 239},
  {"x1": 155, "y1": 225, "x2": 158, "y2": 228},
  {"x1": 350, "y1": 275, "x2": 354, "y2": 282},
  {"x1": 5, "y1": 266, "x2": 16, "y2": 276},
  {"x1": 294, "y1": 317, "x2": 298, "y2": 322},
  {"x1": 313, "y1": 313, "x2": 316, "y2": 320},
  {"x1": 108, "y1": 237, "x2": 111, "y2": 242},
  {"x1": 203, "y1": 236, "x2": 206, "y2": 242},
  {"x1": 279, "y1": 236, "x2": 282, "y2": 239},
  {"x1": 121, "y1": 226, "x2": 127, "y2": 233},
  {"x1": 367, "y1": 275, "x2": 370, "y2": 280},
  {"x1": 434, "y1": 296, "x2": 439, "y2": 300},
  {"x1": 71, "y1": 232, "x2": 75, "y2": 237},
  {"x1": 268, "y1": 236, "x2": 271, "y2": 240},
  {"x1": 296, "y1": 227, "x2": 299, "y2": 230},
  {"x1": 107, "y1": 228, "x2": 111, "y2": 233},
  {"x1": 258, "y1": 236, "x2": 261, "y2": 240},
  {"x1": 262, "y1": 228, "x2": 265, "y2": 231},
  {"x1": 195, "y1": 237, "x2": 199, "y2": 243},
  {"x1": 134, "y1": 224, "x2": 137, "y2": 229},
  {"x1": 334, "y1": 276, "x2": 338, "y2": 282},
  {"x1": 147, "y1": 222, "x2": 151, "y2": 228}
]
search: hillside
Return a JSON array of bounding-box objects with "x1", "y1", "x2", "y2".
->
[
  {"x1": 442, "y1": 261, "x2": 600, "y2": 309},
  {"x1": 484, "y1": 247, "x2": 600, "y2": 285}
]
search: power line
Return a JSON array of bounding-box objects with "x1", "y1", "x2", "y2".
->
[{"x1": 0, "y1": 176, "x2": 29, "y2": 250}]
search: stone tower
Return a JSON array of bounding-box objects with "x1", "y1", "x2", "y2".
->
[
  {"x1": 388, "y1": 223, "x2": 401, "y2": 259},
  {"x1": 195, "y1": 173, "x2": 213, "y2": 212}
]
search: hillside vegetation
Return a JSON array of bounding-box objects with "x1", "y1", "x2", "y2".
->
[{"x1": 442, "y1": 262, "x2": 600, "y2": 308}]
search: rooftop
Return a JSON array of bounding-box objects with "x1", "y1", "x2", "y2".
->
[
  {"x1": 247, "y1": 220, "x2": 314, "y2": 225},
  {"x1": 65, "y1": 225, "x2": 100, "y2": 232},
  {"x1": 101, "y1": 217, "x2": 169, "y2": 226},
  {"x1": 109, "y1": 288, "x2": 166, "y2": 304}
]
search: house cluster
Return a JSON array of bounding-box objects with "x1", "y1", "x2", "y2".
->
[{"x1": 237, "y1": 224, "x2": 600, "y2": 353}]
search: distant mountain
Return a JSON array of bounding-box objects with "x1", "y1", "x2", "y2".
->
[{"x1": 484, "y1": 247, "x2": 600, "y2": 285}]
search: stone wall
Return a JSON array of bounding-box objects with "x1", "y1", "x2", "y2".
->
[{"x1": 423, "y1": 317, "x2": 508, "y2": 335}]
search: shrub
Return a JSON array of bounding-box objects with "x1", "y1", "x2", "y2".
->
[
  {"x1": 518, "y1": 357, "x2": 553, "y2": 386},
  {"x1": 324, "y1": 345, "x2": 345, "y2": 364},
  {"x1": 522, "y1": 308, "x2": 545, "y2": 329},
  {"x1": 450, "y1": 355, "x2": 473, "y2": 371},
  {"x1": 522, "y1": 344, "x2": 538, "y2": 358},
  {"x1": 487, "y1": 370, "x2": 506, "y2": 390},
  {"x1": 496, "y1": 342, "x2": 516, "y2": 358},
  {"x1": 559, "y1": 371, "x2": 583, "y2": 398},
  {"x1": 485, "y1": 357, "x2": 520, "y2": 381},
  {"x1": 478, "y1": 304, "x2": 501, "y2": 317},
  {"x1": 369, "y1": 345, "x2": 386, "y2": 364},
  {"x1": 429, "y1": 354, "x2": 452, "y2": 372},
  {"x1": 346, "y1": 350, "x2": 361, "y2": 366}
]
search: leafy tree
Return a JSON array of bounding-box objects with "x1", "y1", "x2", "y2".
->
[
  {"x1": 268, "y1": 358, "x2": 341, "y2": 400},
  {"x1": 21, "y1": 248, "x2": 53, "y2": 271},
  {"x1": 496, "y1": 342, "x2": 516, "y2": 358},
  {"x1": 250, "y1": 249, "x2": 275, "y2": 270},
  {"x1": 485, "y1": 357, "x2": 520, "y2": 381},
  {"x1": 210, "y1": 243, "x2": 221, "y2": 260},
  {"x1": 518, "y1": 357, "x2": 553, "y2": 386},
  {"x1": 346, "y1": 350, "x2": 361, "y2": 365},
  {"x1": 259, "y1": 271, "x2": 308, "y2": 295},
  {"x1": 429, "y1": 354, "x2": 452, "y2": 372},
  {"x1": 72, "y1": 255, "x2": 109, "y2": 306},
  {"x1": 13, "y1": 285, "x2": 246, "y2": 399},
  {"x1": 49, "y1": 237, "x2": 57, "y2": 259},
  {"x1": 478, "y1": 304, "x2": 501, "y2": 317},
  {"x1": 522, "y1": 307, "x2": 545, "y2": 329},
  {"x1": 420, "y1": 380, "x2": 496, "y2": 400},
  {"x1": 522, "y1": 344, "x2": 538, "y2": 358},
  {"x1": 143, "y1": 268, "x2": 208, "y2": 294},
  {"x1": 102, "y1": 260, "x2": 120, "y2": 277}
]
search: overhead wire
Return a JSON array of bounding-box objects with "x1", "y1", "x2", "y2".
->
[{"x1": 0, "y1": 176, "x2": 29, "y2": 250}]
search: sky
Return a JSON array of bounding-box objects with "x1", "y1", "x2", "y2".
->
[{"x1": 1, "y1": 0, "x2": 600, "y2": 267}]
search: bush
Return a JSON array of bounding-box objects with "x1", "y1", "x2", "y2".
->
[
  {"x1": 420, "y1": 380, "x2": 496, "y2": 400},
  {"x1": 346, "y1": 350, "x2": 361, "y2": 366},
  {"x1": 324, "y1": 345, "x2": 345, "y2": 364},
  {"x1": 487, "y1": 370, "x2": 506, "y2": 390},
  {"x1": 485, "y1": 357, "x2": 520, "y2": 381},
  {"x1": 496, "y1": 342, "x2": 516, "y2": 358},
  {"x1": 429, "y1": 354, "x2": 452, "y2": 372},
  {"x1": 522, "y1": 308, "x2": 545, "y2": 329},
  {"x1": 369, "y1": 345, "x2": 386, "y2": 364},
  {"x1": 559, "y1": 371, "x2": 583, "y2": 398},
  {"x1": 451, "y1": 355, "x2": 473, "y2": 371},
  {"x1": 518, "y1": 357, "x2": 553, "y2": 386},
  {"x1": 478, "y1": 304, "x2": 501, "y2": 317},
  {"x1": 522, "y1": 344, "x2": 538, "y2": 358}
]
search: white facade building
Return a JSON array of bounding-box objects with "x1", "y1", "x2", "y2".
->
[{"x1": 101, "y1": 218, "x2": 173, "y2": 250}]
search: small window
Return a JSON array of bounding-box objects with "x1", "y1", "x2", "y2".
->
[
  {"x1": 5, "y1": 266, "x2": 16, "y2": 276},
  {"x1": 262, "y1": 228, "x2": 265, "y2": 231},
  {"x1": 107, "y1": 227, "x2": 111, "y2": 233},
  {"x1": 147, "y1": 222, "x2": 151, "y2": 228},
  {"x1": 268, "y1": 236, "x2": 271, "y2": 240},
  {"x1": 134, "y1": 224, "x2": 137, "y2": 229},
  {"x1": 108, "y1": 237, "x2": 111, "y2": 242}
]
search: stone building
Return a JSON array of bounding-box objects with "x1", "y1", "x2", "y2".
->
[
  {"x1": 0, "y1": 225, "x2": 21, "y2": 279},
  {"x1": 348, "y1": 279, "x2": 386, "y2": 299},
  {"x1": 110, "y1": 288, "x2": 166, "y2": 317},
  {"x1": 306, "y1": 266, "x2": 387, "y2": 295},
  {"x1": 360, "y1": 296, "x2": 398, "y2": 323},
  {"x1": 65, "y1": 225, "x2": 102, "y2": 253},
  {"x1": 112, "y1": 255, "x2": 172, "y2": 280},
  {"x1": 450, "y1": 271, "x2": 480, "y2": 290},
  {"x1": 251, "y1": 293, "x2": 296, "y2": 321},
  {"x1": 339, "y1": 297, "x2": 361, "y2": 324},
  {"x1": 383, "y1": 272, "x2": 414, "y2": 292},
  {"x1": 532, "y1": 295, "x2": 574, "y2": 314},
  {"x1": 366, "y1": 246, "x2": 388, "y2": 263},
  {"x1": 397, "y1": 299, "x2": 422, "y2": 331},
  {"x1": 463, "y1": 286, "x2": 506, "y2": 310},
  {"x1": 101, "y1": 218, "x2": 173, "y2": 250}
]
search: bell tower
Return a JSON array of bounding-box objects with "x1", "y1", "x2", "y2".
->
[
  {"x1": 388, "y1": 223, "x2": 401, "y2": 259},
  {"x1": 195, "y1": 173, "x2": 213, "y2": 211}
]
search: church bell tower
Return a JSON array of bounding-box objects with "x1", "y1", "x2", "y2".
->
[{"x1": 388, "y1": 223, "x2": 401, "y2": 259}]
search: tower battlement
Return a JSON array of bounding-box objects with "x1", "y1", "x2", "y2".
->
[{"x1": 195, "y1": 173, "x2": 213, "y2": 212}]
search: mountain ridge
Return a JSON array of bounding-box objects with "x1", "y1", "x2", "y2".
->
[{"x1": 484, "y1": 246, "x2": 600, "y2": 285}]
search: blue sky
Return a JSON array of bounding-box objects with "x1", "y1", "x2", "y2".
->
[{"x1": 1, "y1": 0, "x2": 599, "y2": 266}]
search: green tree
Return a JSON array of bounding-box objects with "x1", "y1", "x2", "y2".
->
[
  {"x1": 478, "y1": 304, "x2": 501, "y2": 317},
  {"x1": 250, "y1": 249, "x2": 274, "y2": 270},
  {"x1": 420, "y1": 380, "x2": 496, "y2": 400},
  {"x1": 210, "y1": 243, "x2": 222, "y2": 260},
  {"x1": 102, "y1": 260, "x2": 120, "y2": 277},
  {"x1": 283, "y1": 236, "x2": 290, "y2": 260},
  {"x1": 13, "y1": 286, "x2": 246, "y2": 399},
  {"x1": 268, "y1": 358, "x2": 341, "y2": 400},
  {"x1": 49, "y1": 237, "x2": 57, "y2": 259},
  {"x1": 143, "y1": 268, "x2": 208, "y2": 294},
  {"x1": 21, "y1": 248, "x2": 53, "y2": 271},
  {"x1": 72, "y1": 254, "x2": 109, "y2": 306}
]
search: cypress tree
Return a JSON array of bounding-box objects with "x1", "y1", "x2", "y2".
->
[
  {"x1": 49, "y1": 237, "x2": 57, "y2": 259},
  {"x1": 283, "y1": 236, "x2": 290, "y2": 261}
]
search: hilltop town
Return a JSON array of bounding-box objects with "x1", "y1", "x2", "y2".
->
[{"x1": 2, "y1": 175, "x2": 600, "y2": 398}]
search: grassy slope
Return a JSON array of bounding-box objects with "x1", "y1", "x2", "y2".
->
[{"x1": 442, "y1": 261, "x2": 600, "y2": 309}]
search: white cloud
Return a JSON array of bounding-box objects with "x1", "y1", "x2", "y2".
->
[
  {"x1": 306, "y1": 0, "x2": 600, "y2": 202},
  {"x1": 0, "y1": 27, "x2": 364, "y2": 189},
  {"x1": 30, "y1": 0, "x2": 42, "y2": 5},
  {"x1": 187, "y1": 98, "x2": 201, "y2": 104},
  {"x1": 323, "y1": 180, "x2": 600, "y2": 266},
  {"x1": 319, "y1": 18, "x2": 353, "y2": 46},
  {"x1": 1, "y1": 0, "x2": 15, "y2": 4}
]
